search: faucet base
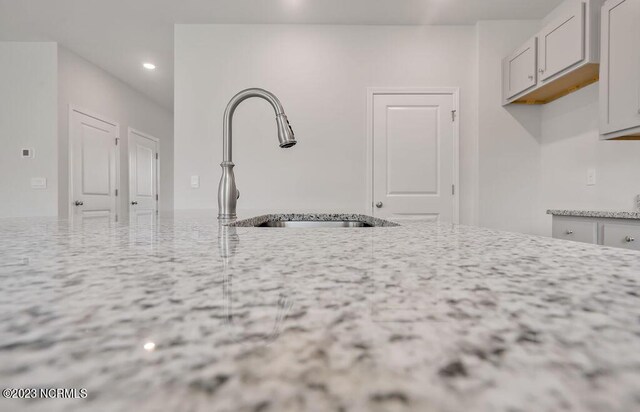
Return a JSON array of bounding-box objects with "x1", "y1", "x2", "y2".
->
[{"x1": 218, "y1": 161, "x2": 238, "y2": 220}]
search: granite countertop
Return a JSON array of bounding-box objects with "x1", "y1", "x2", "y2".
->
[
  {"x1": 1, "y1": 212, "x2": 639, "y2": 412},
  {"x1": 547, "y1": 209, "x2": 640, "y2": 220}
]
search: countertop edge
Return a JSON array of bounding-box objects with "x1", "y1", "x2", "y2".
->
[{"x1": 547, "y1": 209, "x2": 640, "y2": 220}]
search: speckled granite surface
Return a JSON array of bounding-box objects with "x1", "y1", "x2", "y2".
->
[
  {"x1": 547, "y1": 209, "x2": 640, "y2": 220},
  {"x1": 1, "y1": 212, "x2": 639, "y2": 412}
]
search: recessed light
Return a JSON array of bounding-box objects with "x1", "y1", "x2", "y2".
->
[{"x1": 143, "y1": 63, "x2": 156, "y2": 70}]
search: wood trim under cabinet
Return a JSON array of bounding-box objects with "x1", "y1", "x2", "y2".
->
[{"x1": 512, "y1": 63, "x2": 599, "y2": 105}]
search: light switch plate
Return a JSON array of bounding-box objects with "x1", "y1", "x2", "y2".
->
[
  {"x1": 587, "y1": 168, "x2": 596, "y2": 186},
  {"x1": 21, "y1": 148, "x2": 33, "y2": 158},
  {"x1": 191, "y1": 175, "x2": 200, "y2": 189},
  {"x1": 31, "y1": 177, "x2": 47, "y2": 189}
]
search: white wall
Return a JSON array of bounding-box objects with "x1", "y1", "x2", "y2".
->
[
  {"x1": 58, "y1": 46, "x2": 174, "y2": 216},
  {"x1": 0, "y1": 42, "x2": 58, "y2": 217},
  {"x1": 477, "y1": 21, "x2": 543, "y2": 234},
  {"x1": 537, "y1": 84, "x2": 640, "y2": 235},
  {"x1": 175, "y1": 24, "x2": 478, "y2": 223}
]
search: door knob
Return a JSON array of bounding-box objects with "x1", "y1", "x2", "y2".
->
[
  {"x1": 131, "y1": 201, "x2": 138, "y2": 205},
  {"x1": 74, "y1": 200, "x2": 83, "y2": 206},
  {"x1": 376, "y1": 202, "x2": 383, "y2": 208}
]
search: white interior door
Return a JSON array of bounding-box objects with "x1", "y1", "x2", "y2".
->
[
  {"x1": 70, "y1": 108, "x2": 119, "y2": 218},
  {"x1": 372, "y1": 91, "x2": 457, "y2": 222},
  {"x1": 128, "y1": 128, "x2": 159, "y2": 216}
]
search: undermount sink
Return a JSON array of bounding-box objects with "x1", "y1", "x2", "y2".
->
[
  {"x1": 259, "y1": 220, "x2": 372, "y2": 228},
  {"x1": 225, "y1": 214, "x2": 400, "y2": 228}
]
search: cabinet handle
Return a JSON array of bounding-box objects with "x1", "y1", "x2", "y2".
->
[
  {"x1": 625, "y1": 236, "x2": 635, "y2": 243},
  {"x1": 566, "y1": 230, "x2": 574, "y2": 235},
  {"x1": 74, "y1": 200, "x2": 84, "y2": 206},
  {"x1": 376, "y1": 202, "x2": 383, "y2": 209},
  {"x1": 539, "y1": 69, "x2": 544, "y2": 74},
  {"x1": 528, "y1": 75, "x2": 534, "y2": 80}
]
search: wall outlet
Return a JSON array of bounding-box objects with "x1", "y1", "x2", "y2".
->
[
  {"x1": 587, "y1": 168, "x2": 596, "y2": 186},
  {"x1": 31, "y1": 177, "x2": 47, "y2": 189},
  {"x1": 191, "y1": 175, "x2": 200, "y2": 189}
]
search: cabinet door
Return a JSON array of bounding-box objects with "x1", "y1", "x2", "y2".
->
[
  {"x1": 505, "y1": 37, "x2": 537, "y2": 99},
  {"x1": 600, "y1": 0, "x2": 640, "y2": 135},
  {"x1": 552, "y1": 216, "x2": 597, "y2": 244},
  {"x1": 538, "y1": 2, "x2": 586, "y2": 81},
  {"x1": 601, "y1": 222, "x2": 640, "y2": 251}
]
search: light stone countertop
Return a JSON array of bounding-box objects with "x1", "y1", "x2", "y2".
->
[
  {"x1": 547, "y1": 209, "x2": 640, "y2": 220},
  {"x1": 1, "y1": 211, "x2": 639, "y2": 412}
]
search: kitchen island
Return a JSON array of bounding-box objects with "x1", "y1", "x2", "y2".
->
[{"x1": 1, "y1": 212, "x2": 639, "y2": 412}]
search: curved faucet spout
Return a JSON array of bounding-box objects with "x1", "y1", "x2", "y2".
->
[
  {"x1": 222, "y1": 88, "x2": 296, "y2": 162},
  {"x1": 218, "y1": 88, "x2": 297, "y2": 221}
]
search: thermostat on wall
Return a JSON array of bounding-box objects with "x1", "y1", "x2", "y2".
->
[
  {"x1": 30, "y1": 177, "x2": 47, "y2": 189},
  {"x1": 21, "y1": 148, "x2": 33, "y2": 158}
]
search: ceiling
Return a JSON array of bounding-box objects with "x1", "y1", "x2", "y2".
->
[{"x1": 0, "y1": 0, "x2": 563, "y2": 111}]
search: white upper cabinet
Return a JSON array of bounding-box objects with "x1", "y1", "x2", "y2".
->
[
  {"x1": 504, "y1": 37, "x2": 537, "y2": 99},
  {"x1": 538, "y1": 2, "x2": 585, "y2": 81},
  {"x1": 600, "y1": 0, "x2": 640, "y2": 139},
  {"x1": 503, "y1": 0, "x2": 604, "y2": 105}
]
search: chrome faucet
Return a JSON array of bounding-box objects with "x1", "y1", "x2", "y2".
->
[{"x1": 218, "y1": 88, "x2": 297, "y2": 220}]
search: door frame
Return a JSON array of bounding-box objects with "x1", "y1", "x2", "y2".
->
[
  {"x1": 366, "y1": 87, "x2": 460, "y2": 223},
  {"x1": 127, "y1": 127, "x2": 160, "y2": 213},
  {"x1": 68, "y1": 105, "x2": 121, "y2": 219}
]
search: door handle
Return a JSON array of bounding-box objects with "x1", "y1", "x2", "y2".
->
[
  {"x1": 131, "y1": 201, "x2": 138, "y2": 205},
  {"x1": 376, "y1": 202, "x2": 383, "y2": 208},
  {"x1": 74, "y1": 200, "x2": 84, "y2": 206}
]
